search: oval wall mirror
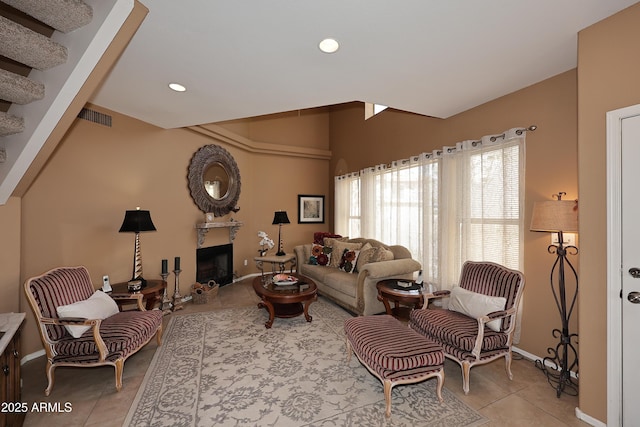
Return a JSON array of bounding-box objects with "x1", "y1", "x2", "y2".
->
[{"x1": 188, "y1": 144, "x2": 241, "y2": 217}]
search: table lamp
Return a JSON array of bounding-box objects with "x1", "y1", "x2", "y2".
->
[
  {"x1": 119, "y1": 207, "x2": 157, "y2": 286},
  {"x1": 272, "y1": 211, "x2": 290, "y2": 256}
]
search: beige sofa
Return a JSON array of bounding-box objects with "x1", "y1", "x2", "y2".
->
[{"x1": 293, "y1": 238, "x2": 422, "y2": 316}]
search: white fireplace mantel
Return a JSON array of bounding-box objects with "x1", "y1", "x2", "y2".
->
[{"x1": 195, "y1": 220, "x2": 243, "y2": 248}]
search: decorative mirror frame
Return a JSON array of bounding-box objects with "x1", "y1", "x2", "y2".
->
[{"x1": 188, "y1": 144, "x2": 241, "y2": 217}]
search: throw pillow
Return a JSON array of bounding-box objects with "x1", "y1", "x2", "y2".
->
[
  {"x1": 323, "y1": 236, "x2": 350, "y2": 250},
  {"x1": 372, "y1": 247, "x2": 395, "y2": 262},
  {"x1": 328, "y1": 241, "x2": 363, "y2": 268},
  {"x1": 56, "y1": 290, "x2": 120, "y2": 338},
  {"x1": 309, "y1": 243, "x2": 332, "y2": 266},
  {"x1": 339, "y1": 248, "x2": 360, "y2": 273},
  {"x1": 354, "y1": 243, "x2": 374, "y2": 272},
  {"x1": 355, "y1": 245, "x2": 395, "y2": 272},
  {"x1": 447, "y1": 286, "x2": 507, "y2": 332}
]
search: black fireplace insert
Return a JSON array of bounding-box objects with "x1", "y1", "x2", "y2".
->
[{"x1": 196, "y1": 244, "x2": 233, "y2": 286}]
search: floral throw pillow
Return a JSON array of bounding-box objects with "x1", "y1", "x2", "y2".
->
[
  {"x1": 309, "y1": 243, "x2": 332, "y2": 266},
  {"x1": 339, "y1": 248, "x2": 360, "y2": 273}
]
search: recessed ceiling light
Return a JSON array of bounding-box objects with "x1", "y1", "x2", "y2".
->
[
  {"x1": 168, "y1": 82, "x2": 186, "y2": 92},
  {"x1": 318, "y1": 38, "x2": 339, "y2": 54}
]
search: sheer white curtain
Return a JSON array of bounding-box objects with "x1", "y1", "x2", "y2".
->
[
  {"x1": 335, "y1": 127, "x2": 526, "y2": 290},
  {"x1": 439, "y1": 129, "x2": 525, "y2": 288},
  {"x1": 334, "y1": 172, "x2": 361, "y2": 238}
]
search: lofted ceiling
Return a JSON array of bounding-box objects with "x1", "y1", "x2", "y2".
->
[{"x1": 89, "y1": 0, "x2": 638, "y2": 129}]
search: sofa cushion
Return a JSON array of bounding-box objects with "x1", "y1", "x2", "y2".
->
[
  {"x1": 323, "y1": 270, "x2": 358, "y2": 298},
  {"x1": 300, "y1": 263, "x2": 336, "y2": 284},
  {"x1": 328, "y1": 241, "x2": 363, "y2": 268},
  {"x1": 53, "y1": 310, "x2": 163, "y2": 362},
  {"x1": 409, "y1": 308, "x2": 509, "y2": 353}
]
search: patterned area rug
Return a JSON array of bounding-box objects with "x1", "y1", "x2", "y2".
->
[{"x1": 124, "y1": 298, "x2": 487, "y2": 426}]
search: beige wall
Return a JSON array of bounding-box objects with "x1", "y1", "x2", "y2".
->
[
  {"x1": 2, "y1": 2, "x2": 638, "y2": 421},
  {"x1": 577, "y1": 2, "x2": 640, "y2": 422},
  {"x1": 0, "y1": 197, "x2": 21, "y2": 313},
  {"x1": 18, "y1": 105, "x2": 331, "y2": 355},
  {"x1": 330, "y1": 70, "x2": 579, "y2": 366}
]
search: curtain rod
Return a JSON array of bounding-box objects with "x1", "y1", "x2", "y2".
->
[
  {"x1": 490, "y1": 125, "x2": 537, "y2": 142},
  {"x1": 364, "y1": 125, "x2": 538, "y2": 171}
]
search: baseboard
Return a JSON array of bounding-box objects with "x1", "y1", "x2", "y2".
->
[
  {"x1": 21, "y1": 349, "x2": 45, "y2": 366},
  {"x1": 512, "y1": 346, "x2": 578, "y2": 379},
  {"x1": 575, "y1": 407, "x2": 606, "y2": 427}
]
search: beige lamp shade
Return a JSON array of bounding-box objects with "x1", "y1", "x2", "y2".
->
[{"x1": 530, "y1": 200, "x2": 578, "y2": 233}]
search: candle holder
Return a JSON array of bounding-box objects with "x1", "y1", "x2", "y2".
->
[
  {"x1": 160, "y1": 272, "x2": 172, "y2": 315},
  {"x1": 171, "y1": 269, "x2": 184, "y2": 311}
]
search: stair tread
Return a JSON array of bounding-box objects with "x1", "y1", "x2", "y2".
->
[
  {"x1": 0, "y1": 15, "x2": 67, "y2": 70},
  {"x1": 0, "y1": 69, "x2": 44, "y2": 105},
  {"x1": 0, "y1": 111, "x2": 25, "y2": 137},
  {"x1": 1, "y1": 0, "x2": 92, "y2": 34}
]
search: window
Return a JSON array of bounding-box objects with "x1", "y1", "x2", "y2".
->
[{"x1": 334, "y1": 128, "x2": 525, "y2": 289}]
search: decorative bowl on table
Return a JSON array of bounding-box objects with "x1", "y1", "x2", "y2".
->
[{"x1": 273, "y1": 274, "x2": 298, "y2": 286}]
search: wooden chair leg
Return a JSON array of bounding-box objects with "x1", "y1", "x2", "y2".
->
[
  {"x1": 505, "y1": 351, "x2": 514, "y2": 380},
  {"x1": 114, "y1": 359, "x2": 124, "y2": 392},
  {"x1": 383, "y1": 379, "x2": 393, "y2": 418},
  {"x1": 435, "y1": 369, "x2": 445, "y2": 403},
  {"x1": 156, "y1": 325, "x2": 163, "y2": 346},
  {"x1": 44, "y1": 360, "x2": 55, "y2": 396},
  {"x1": 462, "y1": 361, "x2": 471, "y2": 395}
]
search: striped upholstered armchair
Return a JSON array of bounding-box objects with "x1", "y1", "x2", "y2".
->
[
  {"x1": 409, "y1": 261, "x2": 525, "y2": 394},
  {"x1": 24, "y1": 266, "x2": 163, "y2": 396}
]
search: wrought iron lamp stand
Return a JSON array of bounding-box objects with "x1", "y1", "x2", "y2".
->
[{"x1": 535, "y1": 230, "x2": 579, "y2": 397}]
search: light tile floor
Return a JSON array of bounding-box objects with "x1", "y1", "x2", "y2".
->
[{"x1": 20, "y1": 278, "x2": 587, "y2": 426}]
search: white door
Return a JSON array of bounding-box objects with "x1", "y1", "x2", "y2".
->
[
  {"x1": 621, "y1": 112, "x2": 640, "y2": 425},
  {"x1": 607, "y1": 104, "x2": 640, "y2": 425}
]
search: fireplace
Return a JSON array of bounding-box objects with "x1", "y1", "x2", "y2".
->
[{"x1": 196, "y1": 244, "x2": 233, "y2": 286}]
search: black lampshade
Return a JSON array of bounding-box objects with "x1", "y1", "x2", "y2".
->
[
  {"x1": 119, "y1": 209, "x2": 157, "y2": 233},
  {"x1": 272, "y1": 211, "x2": 290, "y2": 225}
]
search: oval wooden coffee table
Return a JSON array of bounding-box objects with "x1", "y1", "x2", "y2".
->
[{"x1": 252, "y1": 273, "x2": 317, "y2": 328}]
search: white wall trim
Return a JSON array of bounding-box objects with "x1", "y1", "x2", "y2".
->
[
  {"x1": 576, "y1": 407, "x2": 607, "y2": 427},
  {"x1": 606, "y1": 103, "x2": 640, "y2": 427},
  {"x1": 21, "y1": 349, "x2": 45, "y2": 366}
]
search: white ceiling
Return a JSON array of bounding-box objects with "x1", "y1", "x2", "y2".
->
[{"x1": 89, "y1": 0, "x2": 638, "y2": 129}]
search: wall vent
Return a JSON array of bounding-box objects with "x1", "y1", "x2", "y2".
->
[{"x1": 77, "y1": 108, "x2": 112, "y2": 127}]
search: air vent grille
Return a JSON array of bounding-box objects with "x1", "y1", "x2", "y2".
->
[{"x1": 77, "y1": 108, "x2": 112, "y2": 127}]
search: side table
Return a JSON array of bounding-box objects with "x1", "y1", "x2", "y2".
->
[
  {"x1": 376, "y1": 279, "x2": 424, "y2": 320},
  {"x1": 254, "y1": 253, "x2": 297, "y2": 277},
  {"x1": 111, "y1": 279, "x2": 167, "y2": 311}
]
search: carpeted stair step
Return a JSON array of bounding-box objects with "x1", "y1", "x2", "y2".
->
[
  {"x1": 0, "y1": 111, "x2": 25, "y2": 137},
  {"x1": 0, "y1": 68, "x2": 45, "y2": 104},
  {"x1": 1, "y1": 0, "x2": 92, "y2": 33},
  {"x1": 0, "y1": 15, "x2": 67, "y2": 70}
]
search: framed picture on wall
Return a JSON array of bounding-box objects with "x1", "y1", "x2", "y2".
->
[{"x1": 298, "y1": 195, "x2": 325, "y2": 224}]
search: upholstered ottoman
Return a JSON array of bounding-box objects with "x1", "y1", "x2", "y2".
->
[{"x1": 344, "y1": 315, "x2": 444, "y2": 417}]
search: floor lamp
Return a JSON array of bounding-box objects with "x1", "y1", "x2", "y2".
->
[
  {"x1": 272, "y1": 211, "x2": 290, "y2": 256},
  {"x1": 530, "y1": 192, "x2": 579, "y2": 397},
  {"x1": 119, "y1": 207, "x2": 157, "y2": 286}
]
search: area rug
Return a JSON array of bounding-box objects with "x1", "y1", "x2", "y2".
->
[{"x1": 124, "y1": 298, "x2": 487, "y2": 426}]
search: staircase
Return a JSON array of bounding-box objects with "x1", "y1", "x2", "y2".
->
[{"x1": 0, "y1": 0, "x2": 141, "y2": 204}]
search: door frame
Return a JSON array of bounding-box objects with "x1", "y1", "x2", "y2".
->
[{"x1": 606, "y1": 103, "x2": 640, "y2": 426}]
